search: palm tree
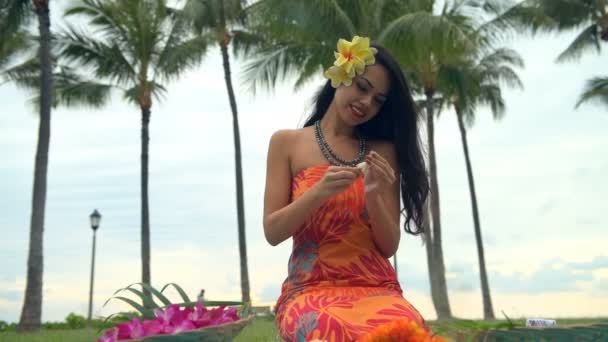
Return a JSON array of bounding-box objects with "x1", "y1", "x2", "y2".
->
[
  {"x1": 377, "y1": 1, "x2": 508, "y2": 319},
  {"x1": 576, "y1": 76, "x2": 608, "y2": 108},
  {"x1": 441, "y1": 47, "x2": 524, "y2": 319},
  {"x1": 0, "y1": 0, "x2": 54, "y2": 331},
  {"x1": 241, "y1": 0, "x2": 422, "y2": 92},
  {"x1": 181, "y1": 0, "x2": 252, "y2": 303},
  {"x1": 242, "y1": 0, "x2": 507, "y2": 319},
  {"x1": 494, "y1": 0, "x2": 608, "y2": 107},
  {"x1": 58, "y1": 0, "x2": 210, "y2": 304},
  {"x1": 496, "y1": 0, "x2": 608, "y2": 61},
  {"x1": 4, "y1": 57, "x2": 113, "y2": 109}
]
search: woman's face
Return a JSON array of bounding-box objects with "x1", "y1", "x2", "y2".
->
[{"x1": 333, "y1": 64, "x2": 390, "y2": 126}]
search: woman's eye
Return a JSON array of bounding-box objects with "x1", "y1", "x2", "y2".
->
[
  {"x1": 357, "y1": 83, "x2": 367, "y2": 92},
  {"x1": 375, "y1": 97, "x2": 385, "y2": 105}
]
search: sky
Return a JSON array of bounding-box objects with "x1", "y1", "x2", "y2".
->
[{"x1": 1, "y1": 1, "x2": 607, "y2": 324}]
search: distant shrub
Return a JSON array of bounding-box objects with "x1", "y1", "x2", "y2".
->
[
  {"x1": 0, "y1": 320, "x2": 7, "y2": 332},
  {"x1": 65, "y1": 313, "x2": 86, "y2": 329},
  {"x1": 42, "y1": 321, "x2": 69, "y2": 330}
]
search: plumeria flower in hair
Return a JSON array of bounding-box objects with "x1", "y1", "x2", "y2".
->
[{"x1": 324, "y1": 35, "x2": 378, "y2": 88}]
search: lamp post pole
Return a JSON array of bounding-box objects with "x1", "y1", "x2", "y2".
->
[{"x1": 87, "y1": 209, "x2": 101, "y2": 323}]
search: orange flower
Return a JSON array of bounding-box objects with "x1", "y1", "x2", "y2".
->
[{"x1": 358, "y1": 320, "x2": 451, "y2": 342}]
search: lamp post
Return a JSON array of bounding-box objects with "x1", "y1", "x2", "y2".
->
[{"x1": 87, "y1": 209, "x2": 101, "y2": 322}]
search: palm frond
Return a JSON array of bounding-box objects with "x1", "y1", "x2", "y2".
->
[
  {"x1": 293, "y1": 54, "x2": 324, "y2": 91},
  {"x1": 477, "y1": 48, "x2": 524, "y2": 89},
  {"x1": 230, "y1": 29, "x2": 268, "y2": 59},
  {"x1": 241, "y1": 41, "x2": 327, "y2": 94},
  {"x1": 123, "y1": 82, "x2": 168, "y2": 106},
  {"x1": 556, "y1": 24, "x2": 601, "y2": 63},
  {"x1": 181, "y1": 0, "x2": 245, "y2": 33},
  {"x1": 438, "y1": 64, "x2": 469, "y2": 114},
  {"x1": 240, "y1": 44, "x2": 299, "y2": 94},
  {"x1": 0, "y1": 0, "x2": 32, "y2": 36},
  {"x1": 379, "y1": 11, "x2": 475, "y2": 69},
  {"x1": 478, "y1": 47, "x2": 525, "y2": 69},
  {"x1": 155, "y1": 32, "x2": 211, "y2": 83},
  {"x1": 304, "y1": 0, "x2": 356, "y2": 37},
  {"x1": 57, "y1": 25, "x2": 137, "y2": 86},
  {"x1": 484, "y1": 0, "x2": 558, "y2": 36},
  {"x1": 0, "y1": 29, "x2": 32, "y2": 70},
  {"x1": 440, "y1": 42, "x2": 523, "y2": 126},
  {"x1": 534, "y1": 0, "x2": 595, "y2": 30},
  {"x1": 52, "y1": 67, "x2": 113, "y2": 108},
  {"x1": 477, "y1": 84, "x2": 506, "y2": 121},
  {"x1": 5, "y1": 56, "x2": 113, "y2": 110},
  {"x1": 182, "y1": 0, "x2": 221, "y2": 31},
  {"x1": 245, "y1": 0, "x2": 353, "y2": 45},
  {"x1": 64, "y1": 0, "x2": 133, "y2": 51},
  {"x1": 2, "y1": 55, "x2": 39, "y2": 89},
  {"x1": 576, "y1": 76, "x2": 608, "y2": 108}
]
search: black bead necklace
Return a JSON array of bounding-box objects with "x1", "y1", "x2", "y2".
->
[{"x1": 314, "y1": 120, "x2": 367, "y2": 167}]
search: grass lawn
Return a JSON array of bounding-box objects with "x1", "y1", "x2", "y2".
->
[{"x1": 1, "y1": 317, "x2": 606, "y2": 341}]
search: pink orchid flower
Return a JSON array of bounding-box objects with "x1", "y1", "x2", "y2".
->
[
  {"x1": 164, "y1": 318, "x2": 196, "y2": 334},
  {"x1": 154, "y1": 304, "x2": 180, "y2": 326},
  {"x1": 187, "y1": 302, "x2": 207, "y2": 322},
  {"x1": 99, "y1": 302, "x2": 240, "y2": 340},
  {"x1": 116, "y1": 318, "x2": 145, "y2": 339},
  {"x1": 142, "y1": 319, "x2": 163, "y2": 336},
  {"x1": 115, "y1": 317, "x2": 163, "y2": 340},
  {"x1": 154, "y1": 304, "x2": 199, "y2": 334},
  {"x1": 97, "y1": 327, "x2": 118, "y2": 342}
]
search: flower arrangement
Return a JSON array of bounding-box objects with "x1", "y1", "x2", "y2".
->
[
  {"x1": 358, "y1": 319, "x2": 452, "y2": 342},
  {"x1": 96, "y1": 283, "x2": 252, "y2": 342},
  {"x1": 324, "y1": 35, "x2": 378, "y2": 88}
]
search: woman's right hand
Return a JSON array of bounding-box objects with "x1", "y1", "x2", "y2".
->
[{"x1": 311, "y1": 166, "x2": 361, "y2": 199}]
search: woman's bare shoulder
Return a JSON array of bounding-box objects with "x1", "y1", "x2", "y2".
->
[{"x1": 269, "y1": 127, "x2": 310, "y2": 145}]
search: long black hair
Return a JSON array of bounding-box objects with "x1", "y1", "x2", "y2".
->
[{"x1": 303, "y1": 44, "x2": 429, "y2": 235}]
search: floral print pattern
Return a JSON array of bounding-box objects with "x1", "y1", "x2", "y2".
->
[{"x1": 275, "y1": 165, "x2": 428, "y2": 342}]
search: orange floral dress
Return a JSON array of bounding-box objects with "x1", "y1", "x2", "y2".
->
[{"x1": 275, "y1": 164, "x2": 428, "y2": 342}]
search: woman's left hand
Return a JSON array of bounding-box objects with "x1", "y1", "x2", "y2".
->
[{"x1": 363, "y1": 150, "x2": 397, "y2": 195}]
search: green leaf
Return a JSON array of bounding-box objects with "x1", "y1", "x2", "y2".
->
[
  {"x1": 120, "y1": 287, "x2": 160, "y2": 309},
  {"x1": 556, "y1": 24, "x2": 601, "y2": 63},
  {"x1": 102, "y1": 296, "x2": 155, "y2": 319},
  {"x1": 160, "y1": 283, "x2": 192, "y2": 304},
  {"x1": 129, "y1": 282, "x2": 172, "y2": 307},
  {"x1": 576, "y1": 76, "x2": 608, "y2": 109}
]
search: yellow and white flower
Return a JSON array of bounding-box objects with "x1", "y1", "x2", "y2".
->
[{"x1": 324, "y1": 36, "x2": 378, "y2": 88}]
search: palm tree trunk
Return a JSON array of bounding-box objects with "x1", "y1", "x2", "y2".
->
[
  {"x1": 18, "y1": 1, "x2": 52, "y2": 332},
  {"x1": 423, "y1": 201, "x2": 441, "y2": 315},
  {"x1": 425, "y1": 91, "x2": 452, "y2": 320},
  {"x1": 141, "y1": 106, "x2": 152, "y2": 306},
  {"x1": 456, "y1": 110, "x2": 494, "y2": 320},
  {"x1": 219, "y1": 0, "x2": 250, "y2": 303},
  {"x1": 393, "y1": 254, "x2": 398, "y2": 278}
]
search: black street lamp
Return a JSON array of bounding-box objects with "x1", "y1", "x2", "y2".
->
[{"x1": 87, "y1": 209, "x2": 101, "y2": 322}]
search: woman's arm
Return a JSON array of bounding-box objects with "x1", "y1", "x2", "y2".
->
[
  {"x1": 365, "y1": 145, "x2": 401, "y2": 258},
  {"x1": 262, "y1": 130, "x2": 325, "y2": 246},
  {"x1": 263, "y1": 130, "x2": 361, "y2": 246}
]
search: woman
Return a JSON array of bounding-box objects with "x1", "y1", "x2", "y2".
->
[{"x1": 263, "y1": 36, "x2": 430, "y2": 342}]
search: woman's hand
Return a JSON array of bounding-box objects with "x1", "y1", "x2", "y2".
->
[
  {"x1": 363, "y1": 150, "x2": 397, "y2": 195},
  {"x1": 312, "y1": 166, "x2": 361, "y2": 200}
]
